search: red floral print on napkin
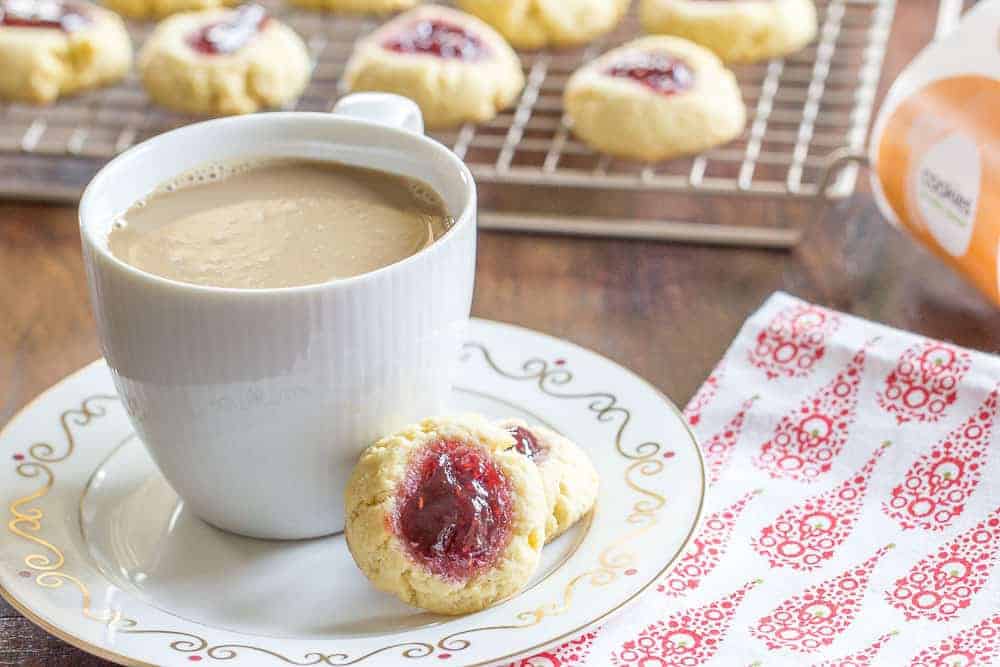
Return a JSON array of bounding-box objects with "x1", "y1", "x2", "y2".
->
[
  {"x1": 659, "y1": 490, "x2": 762, "y2": 598},
  {"x1": 883, "y1": 387, "x2": 1000, "y2": 532},
  {"x1": 703, "y1": 396, "x2": 759, "y2": 486},
  {"x1": 749, "y1": 303, "x2": 840, "y2": 380},
  {"x1": 886, "y1": 506, "x2": 1000, "y2": 622},
  {"x1": 753, "y1": 343, "x2": 870, "y2": 482},
  {"x1": 611, "y1": 580, "x2": 761, "y2": 667},
  {"x1": 877, "y1": 341, "x2": 971, "y2": 425},
  {"x1": 750, "y1": 544, "x2": 893, "y2": 653},
  {"x1": 508, "y1": 630, "x2": 599, "y2": 666},
  {"x1": 810, "y1": 631, "x2": 898, "y2": 667},
  {"x1": 498, "y1": 294, "x2": 1000, "y2": 667},
  {"x1": 753, "y1": 442, "x2": 891, "y2": 571},
  {"x1": 908, "y1": 614, "x2": 1000, "y2": 667},
  {"x1": 685, "y1": 362, "x2": 724, "y2": 428}
]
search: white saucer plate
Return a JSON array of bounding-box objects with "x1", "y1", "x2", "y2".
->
[{"x1": 1, "y1": 319, "x2": 704, "y2": 666}]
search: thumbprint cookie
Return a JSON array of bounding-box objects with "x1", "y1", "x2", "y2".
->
[
  {"x1": 641, "y1": 0, "x2": 817, "y2": 64},
  {"x1": 564, "y1": 36, "x2": 746, "y2": 162},
  {"x1": 138, "y1": 4, "x2": 310, "y2": 115},
  {"x1": 498, "y1": 419, "x2": 599, "y2": 543},
  {"x1": 0, "y1": 0, "x2": 131, "y2": 104},
  {"x1": 455, "y1": 0, "x2": 630, "y2": 50},
  {"x1": 343, "y1": 5, "x2": 524, "y2": 129},
  {"x1": 344, "y1": 415, "x2": 548, "y2": 615}
]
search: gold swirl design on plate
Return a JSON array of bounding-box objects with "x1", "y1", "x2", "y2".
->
[
  {"x1": 36, "y1": 571, "x2": 123, "y2": 624},
  {"x1": 8, "y1": 461, "x2": 61, "y2": 571},
  {"x1": 461, "y1": 343, "x2": 661, "y2": 460},
  {"x1": 7, "y1": 396, "x2": 126, "y2": 624},
  {"x1": 112, "y1": 620, "x2": 437, "y2": 666},
  {"x1": 548, "y1": 456, "x2": 666, "y2": 616},
  {"x1": 28, "y1": 395, "x2": 118, "y2": 463},
  {"x1": 4, "y1": 344, "x2": 701, "y2": 666}
]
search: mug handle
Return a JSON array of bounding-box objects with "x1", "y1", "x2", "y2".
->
[{"x1": 331, "y1": 93, "x2": 425, "y2": 135}]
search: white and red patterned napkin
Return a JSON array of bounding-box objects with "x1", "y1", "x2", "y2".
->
[{"x1": 510, "y1": 292, "x2": 1000, "y2": 667}]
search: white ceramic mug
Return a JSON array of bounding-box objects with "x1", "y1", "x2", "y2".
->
[{"x1": 79, "y1": 94, "x2": 477, "y2": 540}]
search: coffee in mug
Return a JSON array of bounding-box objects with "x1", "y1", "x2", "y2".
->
[{"x1": 108, "y1": 158, "x2": 452, "y2": 289}]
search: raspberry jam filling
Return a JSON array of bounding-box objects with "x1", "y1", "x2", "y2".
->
[
  {"x1": 186, "y1": 3, "x2": 269, "y2": 56},
  {"x1": 395, "y1": 439, "x2": 513, "y2": 581},
  {"x1": 606, "y1": 52, "x2": 695, "y2": 96},
  {"x1": 382, "y1": 19, "x2": 489, "y2": 61},
  {"x1": 0, "y1": 0, "x2": 90, "y2": 32},
  {"x1": 507, "y1": 425, "x2": 547, "y2": 462}
]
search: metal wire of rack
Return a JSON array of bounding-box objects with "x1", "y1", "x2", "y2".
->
[{"x1": 0, "y1": 0, "x2": 901, "y2": 246}]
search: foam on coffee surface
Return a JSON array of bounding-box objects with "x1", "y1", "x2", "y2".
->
[{"x1": 109, "y1": 158, "x2": 452, "y2": 289}]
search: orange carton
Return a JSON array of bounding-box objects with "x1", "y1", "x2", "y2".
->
[{"x1": 871, "y1": 0, "x2": 1000, "y2": 305}]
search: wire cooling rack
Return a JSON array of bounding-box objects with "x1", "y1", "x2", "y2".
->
[{"x1": 0, "y1": 0, "x2": 900, "y2": 245}]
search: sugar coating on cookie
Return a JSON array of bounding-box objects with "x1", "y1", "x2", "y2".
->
[
  {"x1": 284, "y1": 0, "x2": 417, "y2": 14},
  {"x1": 343, "y1": 6, "x2": 524, "y2": 129},
  {"x1": 456, "y1": 0, "x2": 630, "y2": 49},
  {"x1": 564, "y1": 36, "x2": 746, "y2": 162},
  {"x1": 498, "y1": 419, "x2": 599, "y2": 543},
  {"x1": 0, "y1": 0, "x2": 131, "y2": 104},
  {"x1": 138, "y1": 4, "x2": 311, "y2": 116},
  {"x1": 344, "y1": 415, "x2": 547, "y2": 615},
  {"x1": 103, "y1": 0, "x2": 237, "y2": 21},
  {"x1": 641, "y1": 0, "x2": 817, "y2": 64}
]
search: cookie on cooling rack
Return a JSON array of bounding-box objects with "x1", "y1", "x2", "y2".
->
[
  {"x1": 455, "y1": 0, "x2": 630, "y2": 50},
  {"x1": 0, "y1": 0, "x2": 131, "y2": 104},
  {"x1": 498, "y1": 419, "x2": 599, "y2": 543},
  {"x1": 285, "y1": 0, "x2": 417, "y2": 14},
  {"x1": 103, "y1": 0, "x2": 236, "y2": 20},
  {"x1": 564, "y1": 36, "x2": 746, "y2": 162},
  {"x1": 342, "y1": 5, "x2": 524, "y2": 129},
  {"x1": 138, "y1": 4, "x2": 310, "y2": 115},
  {"x1": 344, "y1": 415, "x2": 547, "y2": 615},
  {"x1": 641, "y1": 0, "x2": 817, "y2": 64}
]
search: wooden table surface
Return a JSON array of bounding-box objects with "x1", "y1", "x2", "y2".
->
[{"x1": 2, "y1": 2, "x2": 999, "y2": 664}]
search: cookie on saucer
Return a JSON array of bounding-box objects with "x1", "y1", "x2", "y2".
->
[
  {"x1": 344, "y1": 415, "x2": 547, "y2": 615},
  {"x1": 342, "y1": 5, "x2": 524, "y2": 129},
  {"x1": 103, "y1": 0, "x2": 236, "y2": 20},
  {"x1": 284, "y1": 0, "x2": 417, "y2": 14},
  {"x1": 564, "y1": 36, "x2": 746, "y2": 162},
  {"x1": 0, "y1": 0, "x2": 131, "y2": 104},
  {"x1": 498, "y1": 419, "x2": 599, "y2": 543},
  {"x1": 641, "y1": 0, "x2": 817, "y2": 64},
  {"x1": 455, "y1": 0, "x2": 630, "y2": 50},
  {"x1": 138, "y1": 4, "x2": 311, "y2": 116}
]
